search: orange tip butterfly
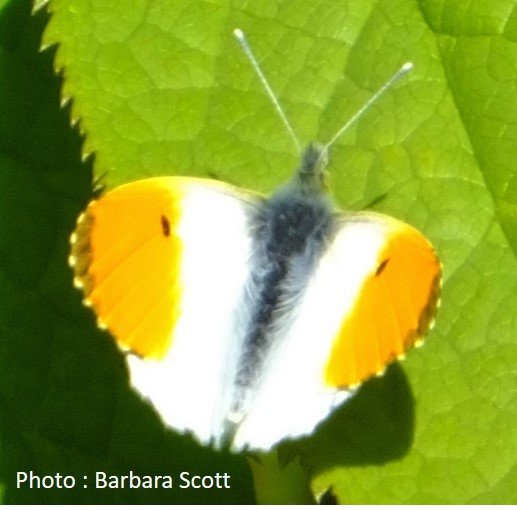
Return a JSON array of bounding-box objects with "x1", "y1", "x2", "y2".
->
[{"x1": 69, "y1": 29, "x2": 441, "y2": 452}]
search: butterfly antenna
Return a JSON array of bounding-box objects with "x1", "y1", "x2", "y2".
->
[
  {"x1": 234, "y1": 28, "x2": 302, "y2": 155},
  {"x1": 324, "y1": 62, "x2": 414, "y2": 151}
]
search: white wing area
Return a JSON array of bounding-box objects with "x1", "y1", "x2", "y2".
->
[
  {"x1": 126, "y1": 204, "x2": 392, "y2": 451},
  {"x1": 231, "y1": 216, "x2": 388, "y2": 451},
  {"x1": 126, "y1": 185, "x2": 256, "y2": 446}
]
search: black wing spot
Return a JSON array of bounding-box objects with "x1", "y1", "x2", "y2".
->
[
  {"x1": 375, "y1": 258, "x2": 389, "y2": 276},
  {"x1": 160, "y1": 215, "x2": 170, "y2": 237}
]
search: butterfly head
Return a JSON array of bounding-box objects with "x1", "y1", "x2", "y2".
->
[{"x1": 296, "y1": 142, "x2": 329, "y2": 195}]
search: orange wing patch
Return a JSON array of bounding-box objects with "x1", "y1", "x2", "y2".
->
[
  {"x1": 325, "y1": 222, "x2": 441, "y2": 388},
  {"x1": 70, "y1": 179, "x2": 185, "y2": 359}
]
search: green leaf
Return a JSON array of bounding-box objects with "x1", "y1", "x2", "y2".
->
[{"x1": 0, "y1": 0, "x2": 515, "y2": 503}]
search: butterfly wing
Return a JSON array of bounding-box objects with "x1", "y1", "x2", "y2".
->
[
  {"x1": 71, "y1": 178, "x2": 441, "y2": 452},
  {"x1": 70, "y1": 176, "x2": 260, "y2": 445},
  {"x1": 232, "y1": 211, "x2": 441, "y2": 450}
]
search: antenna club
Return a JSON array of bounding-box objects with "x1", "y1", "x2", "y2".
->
[
  {"x1": 233, "y1": 28, "x2": 244, "y2": 40},
  {"x1": 401, "y1": 62, "x2": 414, "y2": 72}
]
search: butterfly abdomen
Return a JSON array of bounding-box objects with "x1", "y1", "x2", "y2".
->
[{"x1": 233, "y1": 182, "x2": 334, "y2": 404}]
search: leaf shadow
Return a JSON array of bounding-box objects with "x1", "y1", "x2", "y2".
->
[{"x1": 280, "y1": 363, "x2": 415, "y2": 474}]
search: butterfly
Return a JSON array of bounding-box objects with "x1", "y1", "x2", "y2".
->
[{"x1": 69, "y1": 30, "x2": 441, "y2": 452}]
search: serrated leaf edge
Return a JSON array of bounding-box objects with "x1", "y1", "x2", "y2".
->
[{"x1": 37, "y1": 2, "x2": 98, "y2": 165}]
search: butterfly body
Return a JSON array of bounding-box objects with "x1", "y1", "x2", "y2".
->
[{"x1": 234, "y1": 147, "x2": 332, "y2": 384}]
